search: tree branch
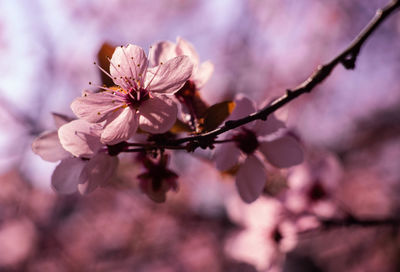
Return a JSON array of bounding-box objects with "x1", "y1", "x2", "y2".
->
[
  {"x1": 120, "y1": 0, "x2": 400, "y2": 153},
  {"x1": 163, "y1": 0, "x2": 400, "y2": 149}
]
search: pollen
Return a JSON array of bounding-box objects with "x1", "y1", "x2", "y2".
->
[{"x1": 97, "y1": 112, "x2": 101, "y2": 115}]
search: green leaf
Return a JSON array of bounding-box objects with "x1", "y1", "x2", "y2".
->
[{"x1": 202, "y1": 101, "x2": 235, "y2": 132}]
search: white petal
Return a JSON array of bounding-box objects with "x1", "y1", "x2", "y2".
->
[
  {"x1": 32, "y1": 131, "x2": 70, "y2": 162},
  {"x1": 139, "y1": 96, "x2": 177, "y2": 134},
  {"x1": 110, "y1": 44, "x2": 149, "y2": 88},
  {"x1": 101, "y1": 107, "x2": 139, "y2": 145},
  {"x1": 51, "y1": 113, "x2": 74, "y2": 129},
  {"x1": 51, "y1": 158, "x2": 86, "y2": 194},
  {"x1": 214, "y1": 142, "x2": 241, "y2": 171},
  {"x1": 176, "y1": 37, "x2": 200, "y2": 66},
  {"x1": 149, "y1": 40, "x2": 177, "y2": 67},
  {"x1": 58, "y1": 120, "x2": 103, "y2": 158},
  {"x1": 259, "y1": 135, "x2": 304, "y2": 168},
  {"x1": 145, "y1": 56, "x2": 193, "y2": 94},
  {"x1": 192, "y1": 60, "x2": 214, "y2": 89},
  {"x1": 253, "y1": 114, "x2": 286, "y2": 136},
  {"x1": 236, "y1": 155, "x2": 267, "y2": 203},
  {"x1": 78, "y1": 153, "x2": 119, "y2": 195},
  {"x1": 71, "y1": 92, "x2": 123, "y2": 123}
]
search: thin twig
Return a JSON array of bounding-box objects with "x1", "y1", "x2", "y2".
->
[
  {"x1": 122, "y1": 0, "x2": 400, "y2": 153},
  {"x1": 166, "y1": 0, "x2": 400, "y2": 149}
]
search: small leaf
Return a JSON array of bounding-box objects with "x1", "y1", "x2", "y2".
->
[
  {"x1": 97, "y1": 42, "x2": 116, "y2": 87},
  {"x1": 170, "y1": 119, "x2": 193, "y2": 134},
  {"x1": 202, "y1": 101, "x2": 235, "y2": 132}
]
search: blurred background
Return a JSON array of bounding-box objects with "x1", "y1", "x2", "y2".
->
[{"x1": 1, "y1": 0, "x2": 400, "y2": 271}]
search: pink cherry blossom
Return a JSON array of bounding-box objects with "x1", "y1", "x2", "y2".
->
[
  {"x1": 214, "y1": 94, "x2": 304, "y2": 203},
  {"x1": 32, "y1": 114, "x2": 118, "y2": 195},
  {"x1": 150, "y1": 37, "x2": 214, "y2": 89},
  {"x1": 137, "y1": 153, "x2": 178, "y2": 203},
  {"x1": 71, "y1": 44, "x2": 193, "y2": 145},
  {"x1": 224, "y1": 196, "x2": 297, "y2": 271},
  {"x1": 284, "y1": 150, "x2": 343, "y2": 217}
]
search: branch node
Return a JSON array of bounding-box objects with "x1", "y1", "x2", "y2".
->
[
  {"x1": 341, "y1": 54, "x2": 357, "y2": 70},
  {"x1": 224, "y1": 120, "x2": 235, "y2": 128}
]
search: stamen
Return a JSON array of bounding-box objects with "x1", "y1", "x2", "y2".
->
[
  {"x1": 107, "y1": 57, "x2": 130, "y2": 90},
  {"x1": 93, "y1": 62, "x2": 115, "y2": 83},
  {"x1": 121, "y1": 47, "x2": 138, "y2": 88},
  {"x1": 145, "y1": 62, "x2": 163, "y2": 89},
  {"x1": 87, "y1": 81, "x2": 125, "y2": 97}
]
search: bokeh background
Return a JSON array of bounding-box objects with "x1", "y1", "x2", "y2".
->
[{"x1": 1, "y1": 0, "x2": 400, "y2": 271}]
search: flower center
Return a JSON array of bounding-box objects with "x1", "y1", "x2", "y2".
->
[
  {"x1": 233, "y1": 128, "x2": 259, "y2": 154},
  {"x1": 124, "y1": 87, "x2": 150, "y2": 109}
]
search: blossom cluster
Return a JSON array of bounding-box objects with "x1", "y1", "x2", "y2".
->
[{"x1": 33, "y1": 37, "x2": 303, "y2": 203}]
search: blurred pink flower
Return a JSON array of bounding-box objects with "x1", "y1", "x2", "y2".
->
[
  {"x1": 225, "y1": 196, "x2": 297, "y2": 271},
  {"x1": 137, "y1": 153, "x2": 178, "y2": 203},
  {"x1": 32, "y1": 114, "x2": 118, "y2": 195},
  {"x1": 71, "y1": 44, "x2": 193, "y2": 144},
  {"x1": 150, "y1": 37, "x2": 214, "y2": 89},
  {"x1": 214, "y1": 95, "x2": 304, "y2": 203},
  {"x1": 284, "y1": 150, "x2": 343, "y2": 217}
]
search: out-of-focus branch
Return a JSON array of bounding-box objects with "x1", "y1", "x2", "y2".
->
[{"x1": 320, "y1": 216, "x2": 400, "y2": 228}]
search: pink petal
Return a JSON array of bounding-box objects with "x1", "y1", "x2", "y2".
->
[
  {"x1": 139, "y1": 96, "x2": 177, "y2": 134},
  {"x1": 214, "y1": 142, "x2": 241, "y2": 171},
  {"x1": 253, "y1": 114, "x2": 286, "y2": 136},
  {"x1": 110, "y1": 44, "x2": 148, "y2": 89},
  {"x1": 149, "y1": 40, "x2": 177, "y2": 67},
  {"x1": 145, "y1": 56, "x2": 193, "y2": 94},
  {"x1": 71, "y1": 92, "x2": 123, "y2": 123},
  {"x1": 259, "y1": 135, "x2": 304, "y2": 168},
  {"x1": 78, "y1": 153, "x2": 119, "y2": 195},
  {"x1": 51, "y1": 113, "x2": 74, "y2": 129},
  {"x1": 101, "y1": 107, "x2": 139, "y2": 145},
  {"x1": 58, "y1": 120, "x2": 103, "y2": 157},
  {"x1": 51, "y1": 158, "x2": 86, "y2": 194},
  {"x1": 229, "y1": 94, "x2": 256, "y2": 121},
  {"x1": 32, "y1": 131, "x2": 70, "y2": 162},
  {"x1": 192, "y1": 60, "x2": 214, "y2": 89},
  {"x1": 176, "y1": 37, "x2": 200, "y2": 66},
  {"x1": 236, "y1": 155, "x2": 267, "y2": 203}
]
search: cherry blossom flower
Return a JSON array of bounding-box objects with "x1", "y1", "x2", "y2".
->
[
  {"x1": 214, "y1": 95, "x2": 304, "y2": 203},
  {"x1": 150, "y1": 37, "x2": 214, "y2": 89},
  {"x1": 225, "y1": 196, "x2": 297, "y2": 271},
  {"x1": 32, "y1": 114, "x2": 118, "y2": 195},
  {"x1": 137, "y1": 153, "x2": 178, "y2": 203},
  {"x1": 284, "y1": 150, "x2": 342, "y2": 217},
  {"x1": 71, "y1": 44, "x2": 193, "y2": 145},
  {"x1": 150, "y1": 37, "x2": 214, "y2": 129}
]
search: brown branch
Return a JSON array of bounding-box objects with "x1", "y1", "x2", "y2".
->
[
  {"x1": 161, "y1": 0, "x2": 400, "y2": 150},
  {"x1": 298, "y1": 215, "x2": 400, "y2": 236}
]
